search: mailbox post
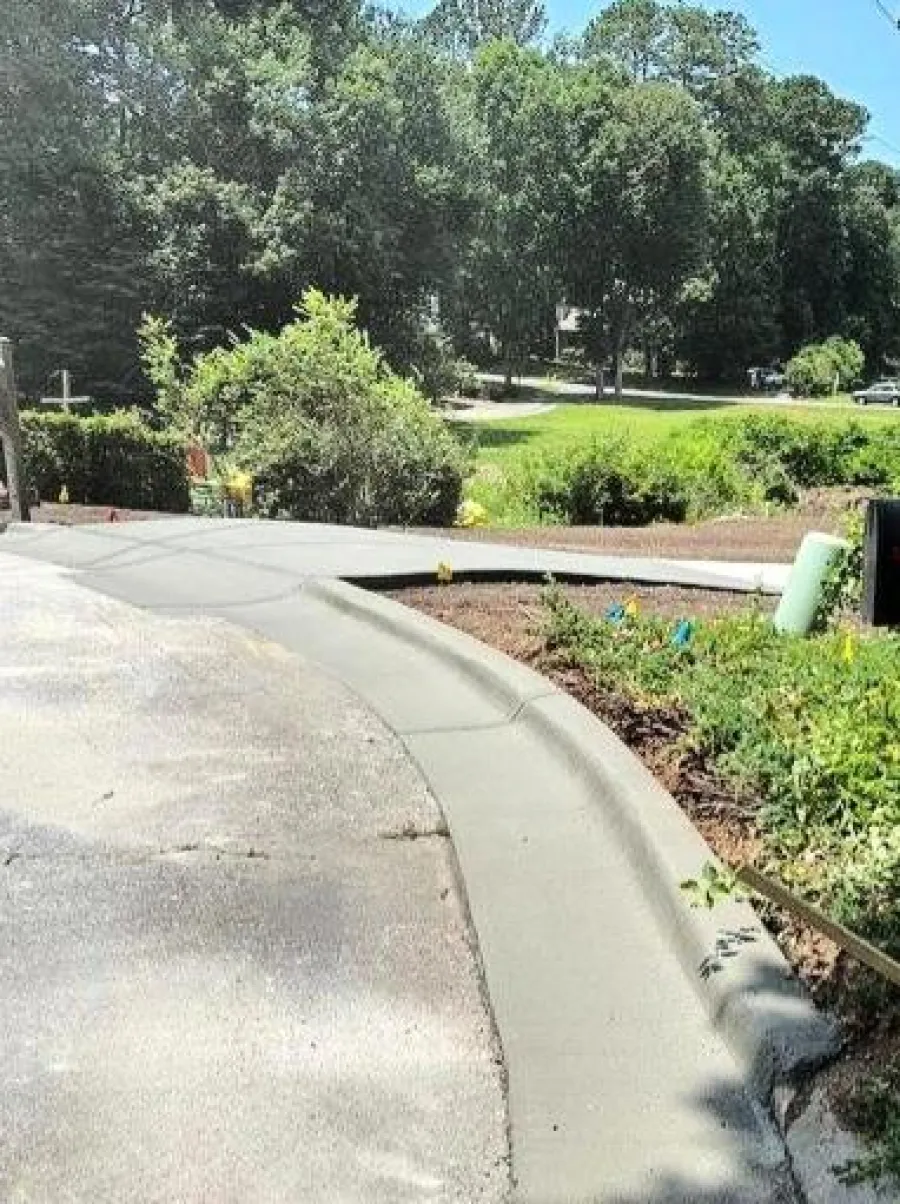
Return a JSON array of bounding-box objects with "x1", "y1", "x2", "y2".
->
[
  {"x1": 0, "y1": 337, "x2": 30, "y2": 523},
  {"x1": 862, "y1": 499, "x2": 900, "y2": 626}
]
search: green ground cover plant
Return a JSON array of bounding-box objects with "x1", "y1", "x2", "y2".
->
[{"x1": 541, "y1": 585, "x2": 900, "y2": 1183}]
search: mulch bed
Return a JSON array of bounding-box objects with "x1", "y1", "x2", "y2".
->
[
  {"x1": 416, "y1": 487, "x2": 864, "y2": 564},
  {"x1": 388, "y1": 579, "x2": 900, "y2": 1150},
  {"x1": 20, "y1": 503, "x2": 176, "y2": 525}
]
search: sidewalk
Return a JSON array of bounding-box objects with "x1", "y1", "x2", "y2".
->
[
  {"x1": 0, "y1": 516, "x2": 792, "y2": 595},
  {"x1": 0, "y1": 521, "x2": 832, "y2": 1201}
]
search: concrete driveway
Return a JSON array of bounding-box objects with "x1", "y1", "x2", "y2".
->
[
  {"x1": 0, "y1": 555, "x2": 507, "y2": 1202},
  {"x1": 0, "y1": 519, "x2": 834, "y2": 1203}
]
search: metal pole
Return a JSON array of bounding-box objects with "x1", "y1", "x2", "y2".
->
[
  {"x1": 61, "y1": 368, "x2": 71, "y2": 413},
  {"x1": 0, "y1": 337, "x2": 31, "y2": 522}
]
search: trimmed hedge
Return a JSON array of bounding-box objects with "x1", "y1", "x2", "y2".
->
[{"x1": 19, "y1": 411, "x2": 190, "y2": 512}]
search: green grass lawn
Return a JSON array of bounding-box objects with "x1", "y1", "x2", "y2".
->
[{"x1": 463, "y1": 400, "x2": 898, "y2": 525}]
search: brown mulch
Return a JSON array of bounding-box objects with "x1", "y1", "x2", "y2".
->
[
  {"x1": 388, "y1": 579, "x2": 899, "y2": 1145},
  {"x1": 418, "y1": 487, "x2": 865, "y2": 564},
  {"x1": 24, "y1": 503, "x2": 177, "y2": 525}
]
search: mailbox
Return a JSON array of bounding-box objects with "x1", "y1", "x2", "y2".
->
[{"x1": 862, "y1": 499, "x2": 900, "y2": 626}]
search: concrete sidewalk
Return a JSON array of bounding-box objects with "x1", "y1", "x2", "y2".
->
[
  {"x1": 0, "y1": 555, "x2": 507, "y2": 1203},
  {"x1": 0, "y1": 521, "x2": 835, "y2": 1201},
  {"x1": 0, "y1": 516, "x2": 792, "y2": 595}
]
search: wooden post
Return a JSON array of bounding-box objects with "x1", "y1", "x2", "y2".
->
[
  {"x1": 738, "y1": 864, "x2": 900, "y2": 990},
  {"x1": 0, "y1": 337, "x2": 31, "y2": 522}
]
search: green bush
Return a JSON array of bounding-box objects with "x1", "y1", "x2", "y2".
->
[
  {"x1": 531, "y1": 438, "x2": 688, "y2": 525},
  {"x1": 141, "y1": 290, "x2": 468, "y2": 526},
  {"x1": 20, "y1": 411, "x2": 190, "y2": 511},
  {"x1": 715, "y1": 414, "x2": 900, "y2": 495},
  {"x1": 483, "y1": 413, "x2": 900, "y2": 528},
  {"x1": 786, "y1": 336, "x2": 864, "y2": 398},
  {"x1": 408, "y1": 330, "x2": 477, "y2": 405},
  {"x1": 542, "y1": 591, "x2": 900, "y2": 956}
]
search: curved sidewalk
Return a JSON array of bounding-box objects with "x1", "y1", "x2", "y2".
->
[
  {"x1": 1, "y1": 520, "x2": 832, "y2": 1202},
  {"x1": 0, "y1": 516, "x2": 791, "y2": 596}
]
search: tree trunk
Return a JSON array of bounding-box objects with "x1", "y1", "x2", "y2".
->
[
  {"x1": 595, "y1": 365, "x2": 604, "y2": 401},
  {"x1": 0, "y1": 338, "x2": 30, "y2": 522},
  {"x1": 612, "y1": 299, "x2": 632, "y2": 400}
]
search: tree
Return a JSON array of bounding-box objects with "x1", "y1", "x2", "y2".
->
[
  {"x1": 422, "y1": 0, "x2": 546, "y2": 57},
  {"x1": 841, "y1": 164, "x2": 900, "y2": 371},
  {"x1": 564, "y1": 80, "x2": 710, "y2": 395},
  {"x1": 677, "y1": 152, "x2": 781, "y2": 380},
  {"x1": 0, "y1": 0, "x2": 145, "y2": 396},
  {"x1": 584, "y1": 0, "x2": 757, "y2": 92},
  {"x1": 461, "y1": 41, "x2": 570, "y2": 384}
]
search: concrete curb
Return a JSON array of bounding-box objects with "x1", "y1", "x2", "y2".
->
[
  {"x1": 521, "y1": 696, "x2": 841, "y2": 1098},
  {"x1": 306, "y1": 578, "x2": 840, "y2": 1104},
  {"x1": 304, "y1": 575, "x2": 557, "y2": 720}
]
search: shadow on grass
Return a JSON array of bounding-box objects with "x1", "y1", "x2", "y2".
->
[{"x1": 471, "y1": 427, "x2": 545, "y2": 451}]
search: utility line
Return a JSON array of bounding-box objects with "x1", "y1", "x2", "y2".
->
[
  {"x1": 871, "y1": 0, "x2": 900, "y2": 33},
  {"x1": 864, "y1": 131, "x2": 900, "y2": 160}
]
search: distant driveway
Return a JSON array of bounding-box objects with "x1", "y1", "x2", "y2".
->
[{"x1": 446, "y1": 399, "x2": 556, "y2": 421}]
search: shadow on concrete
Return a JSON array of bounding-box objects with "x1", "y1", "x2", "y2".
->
[{"x1": 603, "y1": 1075, "x2": 797, "y2": 1203}]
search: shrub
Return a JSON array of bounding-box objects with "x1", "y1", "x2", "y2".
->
[
  {"x1": 786, "y1": 336, "x2": 864, "y2": 398},
  {"x1": 141, "y1": 290, "x2": 468, "y2": 527},
  {"x1": 408, "y1": 330, "x2": 477, "y2": 405},
  {"x1": 542, "y1": 591, "x2": 900, "y2": 957},
  {"x1": 20, "y1": 411, "x2": 190, "y2": 512},
  {"x1": 472, "y1": 412, "x2": 900, "y2": 528},
  {"x1": 713, "y1": 414, "x2": 900, "y2": 495},
  {"x1": 538, "y1": 440, "x2": 688, "y2": 525}
]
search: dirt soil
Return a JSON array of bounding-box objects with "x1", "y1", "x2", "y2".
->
[
  {"x1": 423, "y1": 488, "x2": 865, "y2": 564},
  {"x1": 7, "y1": 503, "x2": 180, "y2": 525},
  {"x1": 388, "y1": 579, "x2": 899, "y2": 1161}
]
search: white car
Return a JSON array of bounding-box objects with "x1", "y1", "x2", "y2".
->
[{"x1": 852, "y1": 380, "x2": 900, "y2": 406}]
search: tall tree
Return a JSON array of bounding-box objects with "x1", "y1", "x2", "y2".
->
[
  {"x1": 565, "y1": 78, "x2": 710, "y2": 394},
  {"x1": 0, "y1": 0, "x2": 145, "y2": 396},
  {"x1": 422, "y1": 0, "x2": 546, "y2": 57},
  {"x1": 584, "y1": 0, "x2": 666, "y2": 80},
  {"x1": 460, "y1": 41, "x2": 570, "y2": 382}
]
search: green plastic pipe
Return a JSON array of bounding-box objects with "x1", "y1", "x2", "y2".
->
[{"x1": 773, "y1": 532, "x2": 849, "y2": 636}]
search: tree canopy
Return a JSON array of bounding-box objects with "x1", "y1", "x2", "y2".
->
[{"x1": 3, "y1": 0, "x2": 899, "y2": 398}]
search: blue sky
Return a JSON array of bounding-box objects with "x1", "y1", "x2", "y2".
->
[{"x1": 396, "y1": 0, "x2": 900, "y2": 167}]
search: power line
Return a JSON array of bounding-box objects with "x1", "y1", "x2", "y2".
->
[
  {"x1": 864, "y1": 130, "x2": 900, "y2": 159},
  {"x1": 871, "y1": 0, "x2": 900, "y2": 32}
]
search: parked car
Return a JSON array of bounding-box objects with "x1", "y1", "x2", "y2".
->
[
  {"x1": 852, "y1": 379, "x2": 900, "y2": 406},
  {"x1": 747, "y1": 366, "x2": 786, "y2": 391}
]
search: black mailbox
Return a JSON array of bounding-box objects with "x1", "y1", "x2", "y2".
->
[{"x1": 862, "y1": 499, "x2": 900, "y2": 626}]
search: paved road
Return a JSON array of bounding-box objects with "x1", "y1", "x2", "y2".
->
[
  {"x1": 0, "y1": 554, "x2": 507, "y2": 1202},
  {"x1": 447, "y1": 400, "x2": 557, "y2": 421},
  {"x1": 477, "y1": 371, "x2": 869, "y2": 411},
  {"x1": 0, "y1": 519, "x2": 822, "y2": 1202}
]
